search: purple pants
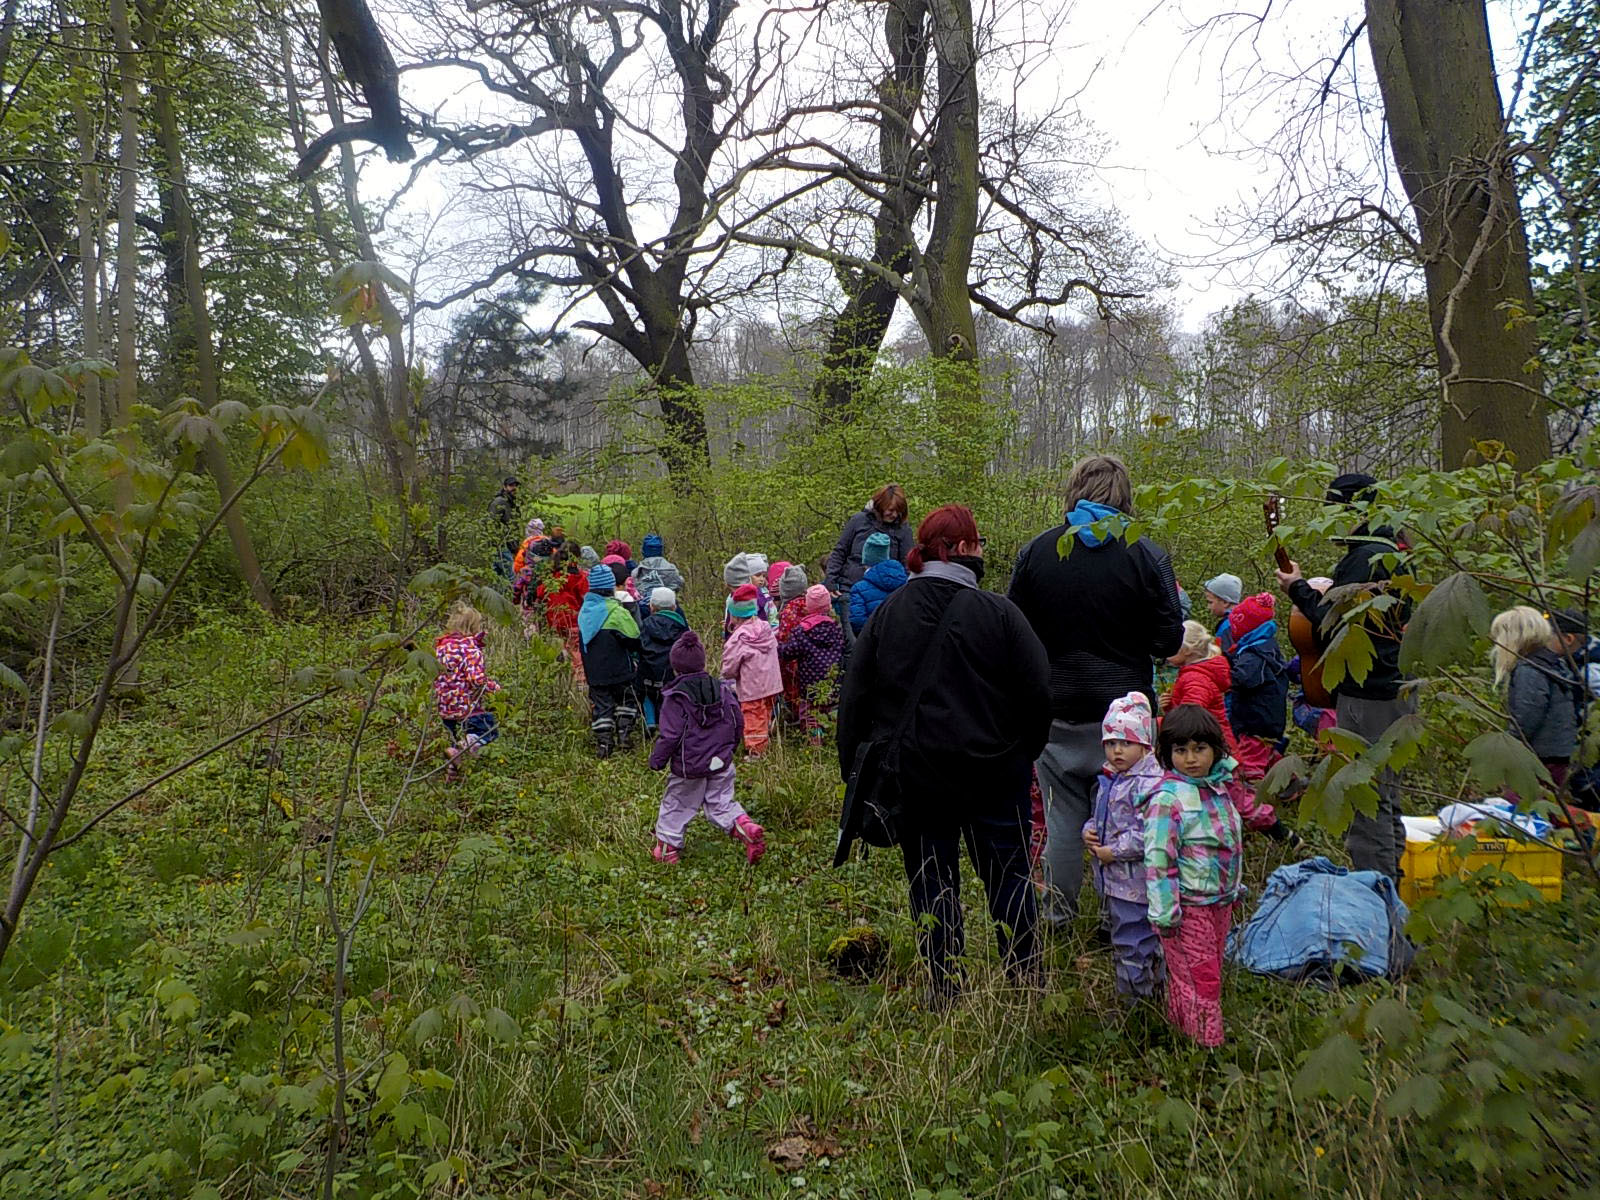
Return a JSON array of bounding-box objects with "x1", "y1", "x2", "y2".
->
[
  {"x1": 655, "y1": 770, "x2": 746, "y2": 848},
  {"x1": 1104, "y1": 895, "x2": 1163, "y2": 999}
]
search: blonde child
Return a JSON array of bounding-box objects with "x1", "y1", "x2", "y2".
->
[
  {"x1": 1493, "y1": 605, "x2": 1582, "y2": 790},
  {"x1": 1145, "y1": 704, "x2": 1244, "y2": 1047},
  {"x1": 721, "y1": 583, "x2": 782, "y2": 755},
  {"x1": 433, "y1": 601, "x2": 501, "y2": 782}
]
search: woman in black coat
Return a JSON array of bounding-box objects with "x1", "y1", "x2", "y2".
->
[
  {"x1": 837, "y1": 504, "x2": 1052, "y2": 1003},
  {"x1": 825, "y1": 483, "x2": 913, "y2": 593}
]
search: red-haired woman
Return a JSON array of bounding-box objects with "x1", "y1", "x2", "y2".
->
[
  {"x1": 825, "y1": 483, "x2": 913, "y2": 595},
  {"x1": 837, "y1": 504, "x2": 1052, "y2": 1004}
]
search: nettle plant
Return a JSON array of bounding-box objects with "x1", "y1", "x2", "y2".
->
[{"x1": 1142, "y1": 440, "x2": 1600, "y2": 1193}]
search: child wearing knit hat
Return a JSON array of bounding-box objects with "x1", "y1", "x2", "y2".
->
[
  {"x1": 774, "y1": 565, "x2": 811, "y2": 717},
  {"x1": 638, "y1": 587, "x2": 691, "y2": 733},
  {"x1": 1081, "y1": 692, "x2": 1165, "y2": 999},
  {"x1": 778, "y1": 585, "x2": 846, "y2": 744},
  {"x1": 577, "y1": 563, "x2": 644, "y2": 758},
  {"x1": 721, "y1": 584, "x2": 783, "y2": 756},
  {"x1": 648, "y1": 631, "x2": 767, "y2": 865},
  {"x1": 1203, "y1": 573, "x2": 1243, "y2": 653}
]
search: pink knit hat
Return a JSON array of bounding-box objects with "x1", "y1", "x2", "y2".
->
[
  {"x1": 804, "y1": 584, "x2": 831, "y2": 615},
  {"x1": 1101, "y1": 692, "x2": 1154, "y2": 747}
]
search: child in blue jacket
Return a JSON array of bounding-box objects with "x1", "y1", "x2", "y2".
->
[{"x1": 848, "y1": 532, "x2": 908, "y2": 633}]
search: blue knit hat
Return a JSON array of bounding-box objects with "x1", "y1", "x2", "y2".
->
[
  {"x1": 588, "y1": 563, "x2": 616, "y2": 591},
  {"x1": 643, "y1": 533, "x2": 664, "y2": 557},
  {"x1": 862, "y1": 531, "x2": 892, "y2": 566}
]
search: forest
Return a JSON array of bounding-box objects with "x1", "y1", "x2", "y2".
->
[{"x1": 1, "y1": 0, "x2": 1599, "y2": 1194}]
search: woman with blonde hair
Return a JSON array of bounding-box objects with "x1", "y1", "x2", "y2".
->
[{"x1": 1492, "y1": 605, "x2": 1581, "y2": 789}]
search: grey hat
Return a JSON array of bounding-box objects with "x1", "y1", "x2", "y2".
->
[
  {"x1": 723, "y1": 552, "x2": 753, "y2": 587},
  {"x1": 779, "y1": 564, "x2": 809, "y2": 602},
  {"x1": 1203, "y1": 573, "x2": 1242, "y2": 606},
  {"x1": 580, "y1": 545, "x2": 600, "y2": 567}
]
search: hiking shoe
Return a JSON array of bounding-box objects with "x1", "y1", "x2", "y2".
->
[
  {"x1": 732, "y1": 815, "x2": 766, "y2": 865},
  {"x1": 652, "y1": 840, "x2": 681, "y2": 865}
]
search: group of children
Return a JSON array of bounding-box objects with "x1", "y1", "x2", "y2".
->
[{"x1": 440, "y1": 516, "x2": 1596, "y2": 1049}]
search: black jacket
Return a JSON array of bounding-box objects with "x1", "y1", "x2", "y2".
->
[
  {"x1": 581, "y1": 627, "x2": 641, "y2": 690},
  {"x1": 1007, "y1": 524, "x2": 1184, "y2": 724},
  {"x1": 837, "y1": 574, "x2": 1051, "y2": 814},
  {"x1": 1507, "y1": 647, "x2": 1582, "y2": 760},
  {"x1": 1228, "y1": 628, "x2": 1289, "y2": 738},
  {"x1": 825, "y1": 508, "x2": 913, "y2": 591},
  {"x1": 1286, "y1": 525, "x2": 1409, "y2": 701},
  {"x1": 638, "y1": 609, "x2": 689, "y2": 684}
]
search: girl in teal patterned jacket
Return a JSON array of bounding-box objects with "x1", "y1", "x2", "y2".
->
[{"x1": 1145, "y1": 704, "x2": 1244, "y2": 1047}]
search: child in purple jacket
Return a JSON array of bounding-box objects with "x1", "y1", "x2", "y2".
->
[
  {"x1": 1082, "y1": 691, "x2": 1166, "y2": 999},
  {"x1": 647, "y1": 631, "x2": 768, "y2": 865}
]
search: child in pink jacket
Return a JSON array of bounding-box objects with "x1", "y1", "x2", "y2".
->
[{"x1": 721, "y1": 584, "x2": 782, "y2": 755}]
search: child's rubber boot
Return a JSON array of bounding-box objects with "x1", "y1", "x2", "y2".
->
[
  {"x1": 444, "y1": 745, "x2": 462, "y2": 783},
  {"x1": 731, "y1": 815, "x2": 766, "y2": 865},
  {"x1": 591, "y1": 718, "x2": 615, "y2": 760},
  {"x1": 615, "y1": 703, "x2": 639, "y2": 752},
  {"x1": 652, "y1": 840, "x2": 681, "y2": 865}
]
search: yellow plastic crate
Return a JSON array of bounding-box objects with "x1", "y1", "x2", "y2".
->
[{"x1": 1400, "y1": 830, "x2": 1563, "y2": 907}]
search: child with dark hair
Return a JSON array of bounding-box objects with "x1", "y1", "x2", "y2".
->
[{"x1": 1145, "y1": 704, "x2": 1244, "y2": 1047}]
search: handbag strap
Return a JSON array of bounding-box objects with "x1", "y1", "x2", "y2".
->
[{"x1": 887, "y1": 587, "x2": 972, "y2": 750}]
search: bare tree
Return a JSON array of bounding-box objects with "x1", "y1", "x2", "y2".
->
[{"x1": 399, "y1": 0, "x2": 801, "y2": 484}]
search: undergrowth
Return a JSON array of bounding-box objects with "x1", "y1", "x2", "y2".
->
[{"x1": 0, "y1": 607, "x2": 1590, "y2": 1198}]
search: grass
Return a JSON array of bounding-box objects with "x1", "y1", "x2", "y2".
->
[{"x1": 0, "y1": 605, "x2": 1472, "y2": 1198}]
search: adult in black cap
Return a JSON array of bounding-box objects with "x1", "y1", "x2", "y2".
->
[
  {"x1": 488, "y1": 477, "x2": 521, "y2": 578},
  {"x1": 1274, "y1": 472, "x2": 1413, "y2": 879}
]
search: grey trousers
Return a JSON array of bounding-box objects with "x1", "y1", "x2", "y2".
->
[
  {"x1": 1035, "y1": 720, "x2": 1107, "y2": 925},
  {"x1": 1335, "y1": 692, "x2": 1415, "y2": 880}
]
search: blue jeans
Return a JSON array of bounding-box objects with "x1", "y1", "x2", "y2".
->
[{"x1": 444, "y1": 711, "x2": 499, "y2": 747}]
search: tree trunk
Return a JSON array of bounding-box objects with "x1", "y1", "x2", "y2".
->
[
  {"x1": 917, "y1": 0, "x2": 979, "y2": 362},
  {"x1": 71, "y1": 25, "x2": 104, "y2": 439},
  {"x1": 147, "y1": 25, "x2": 281, "y2": 615},
  {"x1": 811, "y1": 0, "x2": 929, "y2": 419},
  {"x1": 108, "y1": 0, "x2": 141, "y2": 689},
  {"x1": 1365, "y1": 0, "x2": 1550, "y2": 467}
]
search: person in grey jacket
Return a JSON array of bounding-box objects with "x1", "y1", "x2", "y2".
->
[{"x1": 1498, "y1": 606, "x2": 1586, "y2": 788}]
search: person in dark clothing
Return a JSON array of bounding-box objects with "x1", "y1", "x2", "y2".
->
[
  {"x1": 1276, "y1": 471, "x2": 1414, "y2": 879},
  {"x1": 825, "y1": 484, "x2": 914, "y2": 594},
  {"x1": 838, "y1": 504, "x2": 1051, "y2": 1003},
  {"x1": 488, "y1": 476, "x2": 520, "y2": 578},
  {"x1": 578, "y1": 563, "x2": 643, "y2": 758},
  {"x1": 638, "y1": 587, "x2": 691, "y2": 733},
  {"x1": 1007, "y1": 454, "x2": 1184, "y2": 926}
]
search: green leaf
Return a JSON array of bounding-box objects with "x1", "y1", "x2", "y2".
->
[
  {"x1": 1383, "y1": 1073, "x2": 1442, "y2": 1119},
  {"x1": 0, "y1": 662, "x2": 27, "y2": 698},
  {"x1": 1463, "y1": 731, "x2": 1547, "y2": 803},
  {"x1": 1292, "y1": 1032, "x2": 1368, "y2": 1103},
  {"x1": 1399, "y1": 571, "x2": 1489, "y2": 673},
  {"x1": 374, "y1": 1053, "x2": 409, "y2": 1111},
  {"x1": 1320, "y1": 622, "x2": 1375, "y2": 691},
  {"x1": 1568, "y1": 519, "x2": 1600, "y2": 582},
  {"x1": 483, "y1": 1007, "x2": 521, "y2": 1045},
  {"x1": 407, "y1": 1007, "x2": 444, "y2": 1046}
]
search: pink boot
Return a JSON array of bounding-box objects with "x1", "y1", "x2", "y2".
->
[
  {"x1": 652, "y1": 840, "x2": 681, "y2": 865},
  {"x1": 732, "y1": 815, "x2": 766, "y2": 865}
]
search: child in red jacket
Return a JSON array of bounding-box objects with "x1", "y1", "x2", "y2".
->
[
  {"x1": 1167, "y1": 620, "x2": 1299, "y2": 847},
  {"x1": 434, "y1": 601, "x2": 501, "y2": 782}
]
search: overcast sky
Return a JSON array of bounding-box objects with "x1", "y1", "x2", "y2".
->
[{"x1": 374, "y1": 0, "x2": 1536, "y2": 340}]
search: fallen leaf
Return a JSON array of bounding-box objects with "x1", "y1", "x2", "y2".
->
[
  {"x1": 768, "y1": 1135, "x2": 809, "y2": 1170},
  {"x1": 766, "y1": 998, "x2": 787, "y2": 1027},
  {"x1": 688, "y1": 1110, "x2": 703, "y2": 1146}
]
